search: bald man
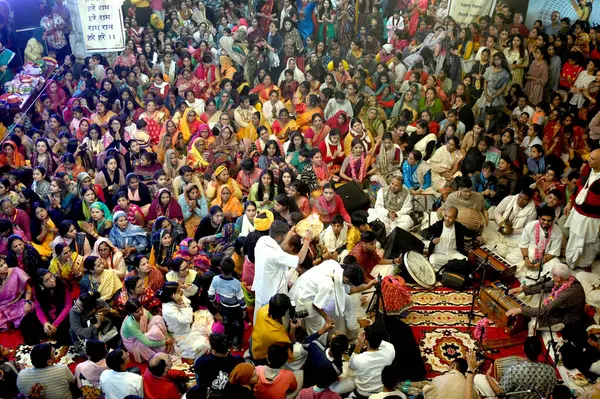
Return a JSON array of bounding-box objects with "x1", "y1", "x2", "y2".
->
[
  {"x1": 564, "y1": 149, "x2": 600, "y2": 269},
  {"x1": 507, "y1": 263, "x2": 585, "y2": 335},
  {"x1": 142, "y1": 353, "x2": 188, "y2": 399}
]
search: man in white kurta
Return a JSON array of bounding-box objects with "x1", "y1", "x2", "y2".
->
[
  {"x1": 517, "y1": 206, "x2": 563, "y2": 279},
  {"x1": 252, "y1": 220, "x2": 312, "y2": 321},
  {"x1": 367, "y1": 175, "x2": 414, "y2": 234}
]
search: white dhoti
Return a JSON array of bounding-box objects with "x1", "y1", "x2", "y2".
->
[
  {"x1": 367, "y1": 208, "x2": 414, "y2": 234},
  {"x1": 429, "y1": 251, "x2": 467, "y2": 271},
  {"x1": 527, "y1": 318, "x2": 565, "y2": 336},
  {"x1": 564, "y1": 208, "x2": 600, "y2": 268}
]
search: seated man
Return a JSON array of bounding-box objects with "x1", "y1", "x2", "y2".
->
[
  {"x1": 99, "y1": 349, "x2": 144, "y2": 399},
  {"x1": 517, "y1": 206, "x2": 563, "y2": 279},
  {"x1": 473, "y1": 337, "x2": 557, "y2": 399},
  {"x1": 143, "y1": 352, "x2": 188, "y2": 399},
  {"x1": 367, "y1": 175, "x2": 414, "y2": 234},
  {"x1": 370, "y1": 364, "x2": 407, "y2": 399},
  {"x1": 490, "y1": 187, "x2": 537, "y2": 263},
  {"x1": 194, "y1": 333, "x2": 244, "y2": 397},
  {"x1": 346, "y1": 211, "x2": 370, "y2": 252},
  {"x1": 17, "y1": 343, "x2": 76, "y2": 399},
  {"x1": 349, "y1": 231, "x2": 402, "y2": 281},
  {"x1": 319, "y1": 214, "x2": 350, "y2": 262},
  {"x1": 251, "y1": 294, "x2": 298, "y2": 365},
  {"x1": 507, "y1": 263, "x2": 586, "y2": 335},
  {"x1": 444, "y1": 176, "x2": 487, "y2": 232},
  {"x1": 255, "y1": 344, "x2": 299, "y2": 399},
  {"x1": 423, "y1": 358, "x2": 469, "y2": 399},
  {"x1": 349, "y1": 324, "x2": 395, "y2": 399},
  {"x1": 421, "y1": 207, "x2": 483, "y2": 271},
  {"x1": 471, "y1": 161, "x2": 497, "y2": 208}
]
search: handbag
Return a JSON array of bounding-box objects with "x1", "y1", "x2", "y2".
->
[
  {"x1": 380, "y1": 275, "x2": 412, "y2": 313},
  {"x1": 437, "y1": 259, "x2": 472, "y2": 290}
]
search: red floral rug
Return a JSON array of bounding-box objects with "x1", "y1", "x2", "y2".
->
[{"x1": 404, "y1": 285, "x2": 535, "y2": 379}]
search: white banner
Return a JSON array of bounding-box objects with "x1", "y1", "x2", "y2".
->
[
  {"x1": 79, "y1": 0, "x2": 125, "y2": 52},
  {"x1": 525, "y1": 0, "x2": 600, "y2": 27},
  {"x1": 448, "y1": 0, "x2": 498, "y2": 25}
]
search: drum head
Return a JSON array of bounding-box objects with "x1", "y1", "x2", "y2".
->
[{"x1": 403, "y1": 251, "x2": 436, "y2": 288}]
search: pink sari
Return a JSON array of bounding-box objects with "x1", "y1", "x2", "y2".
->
[
  {"x1": 121, "y1": 312, "x2": 168, "y2": 362},
  {"x1": 0, "y1": 267, "x2": 30, "y2": 330}
]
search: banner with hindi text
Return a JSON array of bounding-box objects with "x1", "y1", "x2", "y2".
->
[{"x1": 79, "y1": 0, "x2": 125, "y2": 52}]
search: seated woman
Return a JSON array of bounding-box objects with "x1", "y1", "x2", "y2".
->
[
  {"x1": 114, "y1": 275, "x2": 164, "y2": 314},
  {"x1": 134, "y1": 152, "x2": 164, "y2": 185},
  {"x1": 312, "y1": 183, "x2": 351, "y2": 224},
  {"x1": 0, "y1": 257, "x2": 33, "y2": 331},
  {"x1": 146, "y1": 188, "x2": 184, "y2": 228},
  {"x1": 319, "y1": 128, "x2": 345, "y2": 172},
  {"x1": 73, "y1": 340, "x2": 108, "y2": 393},
  {"x1": 236, "y1": 201, "x2": 257, "y2": 238},
  {"x1": 492, "y1": 156, "x2": 520, "y2": 205},
  {"x1": 121, "y1": 298, "x2": 172, "y2": 362},
  {"x1": 178, "y1": 184, "x2": 209, "y2": 237},
  {"x1": 113, "y1": 191, "x2": 146, "y2": 227},
  {"x1": 109, "y1": 211, "x2": 149, "y2": 263},
  {"x1": 124, "y1": 255, "x2": 165, "y2": 293},
  {"x1": 79, "y1": 255, "x2": 122, "y2": 302},
  {"x1": 52, "y1": 220, "x2": 92, "y2": 257},
  {"x1": 71, "y1": 187, "x2": 100, "y2": 227},
  {"x1": 79, "y1": 201, "x2": 113, "y2": 243},
  {"x1": 94, "y1": 157, "x2": 125, "y2": 209},
  {"x1": 300, "y1": 148, "x2": 336, "y2": 198},
  {"x1": 119, "y1": 173, "x2": 152, "y2": 210},
  {"x1": 344, "y1": 118, "x2": 374, "y2": 156},
  {"x1": 49, "y1": 243, "x2": 84, "y2": 285},
  {"x1": 194, "y1": 205, "x2": 225, "y2": 244},
  {"x1": 149, "y1": 228, "x2": 179, "y2": 274},
  {"x1": 287, "y1": 180, "x2": 311, "y2": 218},
  {"x1": 6, "y1": 234, "x2": 46, "y2": 277},
  {"x1": 211, "y1": 185, "x2": 243, "y2": 223},
  {"x1": 165, "y1": 258, "x2": 201, "y2": 308},
  {"x1": 429, "y1": 136, "x2": 463, "y2": 191},
  {"x1": 339, "y1": 138, "x2": 376, "y2": 188},
  {"x1": 174, "y1": 238, "x2": 211, "y2": 275},
  {"x1": 304, "y1": 113, "x2": 330, "y2": 147},
  {"x1": 531, "y1": 166, "x2": 560, "y2": 205},
  {"x1": 20, "y1": 268, "x2": 72, "y2": 346},
  {"x1": 205, "y1": 165, "x2": 243, "y2": 202},
  {"x1": 30, "y1": 202, "x2": 61, "y2": 259},
  {"x1": 257, "y1": 139, "x2": 284, "y2": 179},
  {"x1": 158, "y1": 281, "x2": 211, "y2": 359},
  {"x1": 187, "y1": 137, "x2": 210, "y2": 174},
  {"x1": 273, "y1": 193, "x2": 301, "y2": 226},
  {"x1": 372, "y1": 132, "x2": 402, "y2": 186},
  {"x1": 248, "y1": 170, "x2": 277, "y2": 212}
]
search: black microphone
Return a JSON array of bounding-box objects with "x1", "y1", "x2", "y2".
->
[
  {"x1": 544, "y1": 228, "x2": 548, "y2": 239},
  {"x1": 469, "y1": 244, "x2": 498, "y2": 279}
]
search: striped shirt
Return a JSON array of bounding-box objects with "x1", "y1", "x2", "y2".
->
[
  {"x1": 17, "y1": 364, "x2": 75, "y2": 399},
  {"x1": 208, "y1": 275, "x2": 246, "y2": 309}
]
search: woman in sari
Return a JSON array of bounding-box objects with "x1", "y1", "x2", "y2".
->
[
  {"x1": 79, "y1": 256, "x2": 122, "y2": 302},
  {"x1": 344, "y1": 118, "x2": 374, "y2": 156},
  {"x1": 211, "y1": 185, "x2": 243, "y2": 223},
  {"x1": 149, "y1": 228, "x2": 179, "y2": 274},
  {"x1": 392, "y1": 89, "x2": 419, "y2": 122},
  {"x1": 271, "y1": 108, "x2": 298, "y2": 142},
  {"x1": 372, "y1": 132, "x2": 403, "y2": 186},
  {"x1": 175, "y1": 238, "x2": 211, "y2": 275},
  {"x1": 109, "y1": 211, "x2": 148, "y2": 263},
  {"x1": 6, "y1": 235, "x2": 46, "y2": 277},
  {"x1": 176, "y1": 68, "x2": 203, "y2": 99},
  {"x1": 119, "y1": 173, "x2": 152, "y2": 209},
  {"x1": 304, "y1": 113, "x2": 330, "y2": 147},
  {"x1": 53, "y1": 220, "x2": 92, "y2": 257},
  {"x1": 0, "y1": 257, "x2": 33, "y2": 331},
  {"x1": 339, "y1": 138, "x2": 376, "y2": 188},
  {"x1": 300, "y1": 148, "x2": 334, "y2": 197},
  {"x1": 258, "y1": 138, "x2": 285, "y2": 177},
  {"x1": 90, "y1": 101, "x2": 117, "y2": 133},
  {"x1": 178, "y1": 184, "x2": 209, "y2": 237},
  {"x1": 31, "y1": 138, "x2": 58, "y2": 176},
  {"x1": 417, "y1": 88, "x2": 444, "y2": 121},
  {"x1": 48, "y1": 177, "x2": 76, "y2": 219},
  {"x1": 155, "y1": 121, "x2": 177, "y2": 165},
  {"x1": 113, "y1": 191, "x2": 145, "y2": 227},
  {"x1": 120, "y1": 297, "x2": 171, "y2": 362},
  {"x1": 206, "y1": 165, "x2": 243, "y2": 202},
  {"x1": 91, "y1": 237, "x2": 127, "y2": 280},
  {"x1": 164, "y1": 149, "x2": 184, "y2": 183},
  {"x1": 180, "y1": 108, "x2": 202, "y2": 142},
  {"x1": 503, "y1": 35, "x2": 529, "y2": 88},
  {"x1": 474, "y1": 53, "x2": 511, "y2": 115},
  {"x1": 30, "y1": 202, "x2": 59, "y2": 259},
  {"x1": 187, "y1": 137, "x2": 211, "y2": 174},
  {"x1": 146, "y1": 188, "x2": 184, "y2": 227},
  {"x1": 49, "y1": 242, "x2": 84, "y2": 285},
  {"x1": 138, "y1": 99, "x2": 168, "y2": 146},
  {"x1": 210, "y1": 125, "x2": 239, "y2": 168},
  {"x1": 79, "y1": 201, "x2": 113, "y2": 242},
  {"x1": 124, "y1": 255, "x2": 165, "y2": 293},
  {"x1": 311, "y1": 183, "x2": 351, "y2": 224},
  {"x1": 361, "y1": 104, "x2": 386, "y2": 138},
  {"x1": 188, "y1": 123, "x2": 216, "y2": 150},
  {"x1": 429, "y1": 136, "x2": 463, "y2": 191},
  {"x1": 241, "y1": 112, "x2": 271, "y2": 145},
  {"x1": 0, "y1": 141, "x2": 25, "y2": 169},
  {"x1": 296, "y1": 94, "x2": 323, "y2": 132},
  {"x1": 195, "y1": 54, "x2": 221, "y2": 100},
  {"x1": 249, "y1": 74, "x2": 280, "y2": 105}
]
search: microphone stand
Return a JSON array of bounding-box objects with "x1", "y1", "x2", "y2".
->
[
  {"x1": 467, "y1": 245, "x2": 497, "y2": 331},
  {"x1": 530, "y1": 276, "x2": 558, "y2": 364},
  {"x1": 528, "y1": 226, "x2": 548, "y2": 282}
]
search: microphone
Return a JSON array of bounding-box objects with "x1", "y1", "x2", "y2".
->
[
  {"x1": 469, "y1": 244, "x2": 498, "y2": 279},
  {"x1": 532, "y1": 273, "x2": 552, "y2": 285},
  {"x1": 543, "y1": 228, "x2": 548, "y2": 239}
]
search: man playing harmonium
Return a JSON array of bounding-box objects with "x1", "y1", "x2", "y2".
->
[
  {"x1": 517, "y1": 205, "x2": 563, "y2": 279},
  {"x1": 506, "y1": 263, "x2": 586, "y2": 335}
]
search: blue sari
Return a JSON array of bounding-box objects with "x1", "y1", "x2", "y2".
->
[{"x1": 296, "y1": 0, "x2": 317, "y2": 42}]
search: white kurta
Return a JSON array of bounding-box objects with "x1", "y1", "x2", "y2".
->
[
  {"x1": 515, "y1": 220, "x2": 563, "y2": 278},
  {"x1": 162, "y1": 299, "x2": 210, "y2": 359},
  {"x1": 429, "y1": 224, "x2": 467, "y2": 270},
  {"x1": 252, "y1": 235, "x2": 299, "y2": 320},
  {"x1": 367, "y1": 188, "x2": 414, "y2": 234}
]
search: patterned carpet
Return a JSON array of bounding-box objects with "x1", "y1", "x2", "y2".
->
[{"x1": 403, "y1": 285, "x2": 531, "y2": 378}]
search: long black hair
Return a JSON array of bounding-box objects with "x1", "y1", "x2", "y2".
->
[
  {"x1": 34, "y1": 268, "x2": 67, "y2": 318},
  {"x1": 257, "y1": 169, "x2": 276, "y2": 201}
]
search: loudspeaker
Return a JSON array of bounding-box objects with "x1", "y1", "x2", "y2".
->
[
  {"x1": 383, "y1": 227, "x2": 425, "y2": 259},
  {"x1": 335, "y1": 181, "x2": 370, "y2": 214}
]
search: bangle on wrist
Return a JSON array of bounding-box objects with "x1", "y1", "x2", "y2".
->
[{"x1": 466, "y1": 370, "x2": 475, "y2": 374}]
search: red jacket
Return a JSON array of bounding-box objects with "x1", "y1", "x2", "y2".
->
[
  {"x1": 142, "y1": 368, "x2": 187, "y2": 399},
  {"x1": 571, "y1": 164, "x2": 600, "y2": 218}
]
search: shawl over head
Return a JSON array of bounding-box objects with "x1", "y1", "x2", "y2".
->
[{"x1": 254, "y1": 210, "x2": 274, "y2": 232}]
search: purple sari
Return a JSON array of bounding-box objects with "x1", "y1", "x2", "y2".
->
[{"x1": 0, "y1": 268, "x2": 30, "y2": 330}]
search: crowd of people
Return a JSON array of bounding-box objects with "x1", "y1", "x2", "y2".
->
[{"x1": 1, "y1": 0, "x2": 600, "y2": 397}]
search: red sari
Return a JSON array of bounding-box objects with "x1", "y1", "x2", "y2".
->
[
  {"x1": 194, "y1": 63, "x2": 220, "y2": 99},
  {"x1": 559, "y1": 62, "x2": 583, "y2": 89}
]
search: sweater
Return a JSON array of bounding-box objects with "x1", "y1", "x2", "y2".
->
[
  {"x1": 208, "y1": 275, "x2": 246, "y2": 309},
  {"x1": 570, "y1": 164, "x2": 600, "y2": 218}
]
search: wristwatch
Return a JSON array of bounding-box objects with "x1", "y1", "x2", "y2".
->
[{"x1": 466, "y1": 370, "x2": 475, "y2": 375}]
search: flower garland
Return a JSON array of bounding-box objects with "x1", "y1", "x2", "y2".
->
[
  {"x1": 348, "y1": 153, "x2": 366, "y2": 181},
  {"x1": 544, "y1": 276, "x2": 575, "y2": 305},
  {"x1": 474, "y1": 318, "x2": 491, "y2": 343},
  {"x1": 533, "y1": 222, "x2": 552, "y2": 261}
]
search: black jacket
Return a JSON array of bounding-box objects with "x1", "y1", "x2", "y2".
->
[{"x1": 420, "y1": 220, "x2": 476, "y2": 256}]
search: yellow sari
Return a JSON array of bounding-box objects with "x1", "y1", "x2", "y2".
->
[
  {"x1": 31, "y1": 219, "x2": 56, "y2": 258},
  {"x1": 180, "y1": 108, "x2": 200, "y2": 142}
]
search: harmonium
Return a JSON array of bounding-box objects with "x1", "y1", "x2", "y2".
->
[
  {"x1": 468, "y1": 245, "x2": 516, "y2": 282},
  {"x1": 478, "y1": 281, "x2": 528, "y2": 336}
]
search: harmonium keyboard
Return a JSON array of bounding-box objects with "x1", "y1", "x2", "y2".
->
[
  {"x1": 478, "y1": 281, "x2": 528, "y2": 335},
  {"x1": 468, "y1": 245, "x2": 516, "y2": 282}
]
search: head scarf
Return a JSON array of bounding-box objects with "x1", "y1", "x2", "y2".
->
[
  {"x1": 278, "y1": 58, "x2": 305, "y2": 86},
  {"x1": 150, "y1": 14, "x2": 165, "y2": 30},
  {"x1": 45, "y1": 79, "x2": 67, "y2": 108},
  {"x1": 229, "y1": 363, "x2": 255, "y2": 388},
  {"x1": 213, "y1": 165, "x2": 228, "y2": 181},
  {"x1": 76, "y1": 171, "x2": 93, "y2": 198},
  {"x1": 188, "y1": 137, "x2": 210, "y2": 168},
  {"x1": 187, "y1": 123, "x2": 214, "y2": 151},
  {"x1": 164, "y1": 149, "x2": 183, "y2": 179},
  {"x1": 90, "y1": 201, "x2": 113, "y2": 234},
  {"x1": 180, "y1": 108, "x2": 200, "y2": 142},
  {"x1": 220, "y1": 55, "x2": 234, "y2": 74},
  {"x1": 326, "y1": 110, "x2": 349, "y2": 136},
  {"x1": 0, "y1": 141, "x2": 25, "y2": 167},
  {"x1": 253, "y1": 210, "x2": 274, "y2": 231},
  {"x1": 176, "y1": 237, "x2": 211, "y2": 272}
]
